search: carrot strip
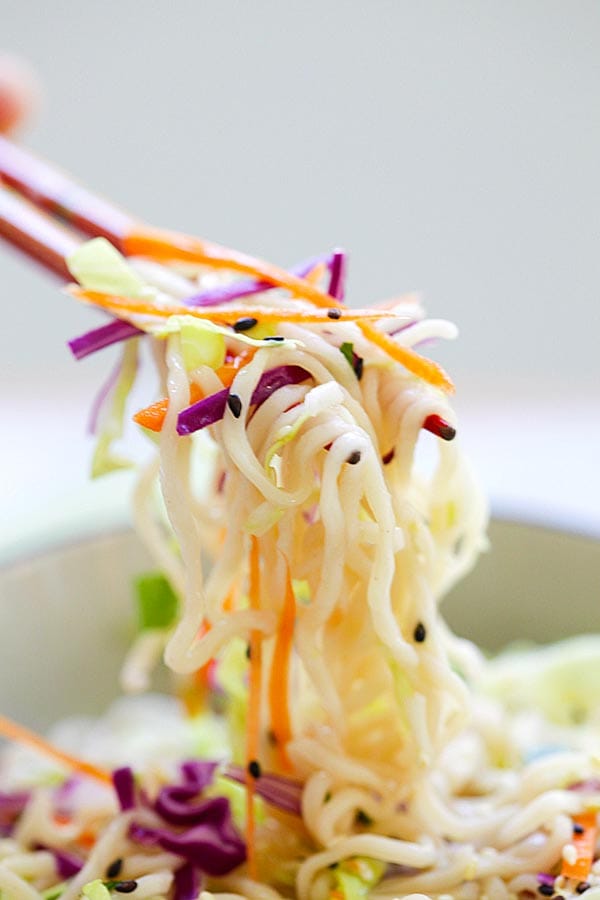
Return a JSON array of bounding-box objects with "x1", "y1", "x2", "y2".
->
[
  {"x1": 0, "y1": 713, "x2": 112, "y2": 785},
  {"x1": 360, "y1": 321, "x2": 454, "y2": 393},
  {"x1": 133, "y1": 383, "x2": 203, "y2": 432},
  {"x1": 68, "y1": 287, "x2": 389, "y2": 326},
  {"x1": 304, "y1": 261, "x2": 327, "y2": 286},
  {"x1": 268, "y1": 563, "x2": 295, "y2": 771},
  {"x1": 132, "y1": 397, "x2": 168, "y2": 431},
  {"x1": 561, "y1": 811, "x2": 597, "y2": 881},
  {"x1": 133, "y1": 347, "x2": 256, "y2": 433},
  {"x1": 215, "y1": 347, "x2": 256, "y2": 389},
  {"x1": 245, "y1": 536, "x2": 262, "y2": 881},
  {"x1": 123, "y1": 226, "x2": 339, "y2": 310},
  {"x1": 70, "y1": 289, "x2": 453, "y2": 392}
]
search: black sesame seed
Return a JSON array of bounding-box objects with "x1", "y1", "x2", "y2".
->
[
  {"x1": 382, "y1": 448, "x2": 395, "y2": 465},
  {"x1": 248, "y1": 759, "x2": 261, "y2": 779},
  {"x1": 327, "y1": 308, "x2": 342, "y2": 320},
  {"x1": 227, "y1": 394, "x2": 242, "y2": 418},
  {"x1": 538, "y1": 885, "x2": 555, "y2": 897},
  {"x1": 233, "y1": 317, "x2": 258, "y2": 333},
  {"x1": 577, "y1": 883, "x2": 591, "y2": 894},
  {"x1": 353, "y1": 356, "x2": 364, "y2": 380},
  {"x1": 413, "y1": 622, "x2": 427, "y2": 643},
  {"x1": 106, "y1": 858, "x2": 123, "y2": 879},
  {"x1": 355, "y1": 809, "x2": 373, "y2": 826},
  {"x1": 346, "y1": 451, "x2": 362, "y2": 465},
  {"x1": 246, "y1": 644, "x2": 251, "y2": 660},
  {"x1": 114, "y1": 882, "x2": 138, "y2": 894},
  {"x1": 264, "y1": 335, "x2": 284, "y2": 341},
  {"x1": 574, "y1": 823, "x2": 585, "y2": 835}
]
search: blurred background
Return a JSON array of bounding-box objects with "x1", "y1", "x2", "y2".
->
[{"x1": 1, "y1": 0, "x2": 599, "y2": 559}]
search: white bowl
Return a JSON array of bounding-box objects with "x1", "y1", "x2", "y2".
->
[{"x1": 0, "y1": 519, "x2": 598, "y2": 730}]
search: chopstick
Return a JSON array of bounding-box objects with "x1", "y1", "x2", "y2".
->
[
  {"x1": 0, "y1": 137, "x2": 455, "y2": 393},
  {"x1": 0, "y1": 135, "x2": 340, "y2": 307},
  {"x1": 0, "y1": 182, "x2": 79, "y2": 279}
]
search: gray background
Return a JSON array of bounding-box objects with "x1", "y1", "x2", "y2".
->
[{"x1": 1, "y1": 0, "x2": 599, "y2": 539}]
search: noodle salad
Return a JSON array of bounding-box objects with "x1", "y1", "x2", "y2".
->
[{"x1": 1, "y1": 238, "x2": 599, "y2": 900}]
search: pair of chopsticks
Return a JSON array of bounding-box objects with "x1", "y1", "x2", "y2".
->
[
  {"x1": 0, "y1": 136, "x2": 456, "y2": 394},
  {"x1": 0, "y1": 134, "x2": 338, "y2": 305}
]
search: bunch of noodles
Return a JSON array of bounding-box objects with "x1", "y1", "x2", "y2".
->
[{"x1": 2, "y1": 238, "x2": 599, "y2": 900}]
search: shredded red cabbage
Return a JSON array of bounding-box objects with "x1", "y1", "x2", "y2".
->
[
  {"x1": 112, "y1": 767, "x2": 136, "y2": 811},
  {"x1": 173, "y1": 862, "x2": 201, "y2": 900},
  {"x1": 569, "y1": 778, "x2": 600, "y2": 792},
  {"x1": 180, "y1": 759, "x2": 218, "y2": 790},
  {"x1": 537, "y1": 873, "x2": 556, "y2": 887},
  {"x1": 126, "y1": 762, "x2": 245, "y2": 878},
  {"x1": 177, "y1": 365, "x2": 311, "y2": 436},
  {"x1": 224, "y1": 764, "x2": 303, "y2": 817},
  {"x1": 0, "y1": 790, "x2": 29, "y2": 834},
  {"x1": 183, "y1": 252, "x2": 333, "y2": 308},
  {"x1": 42, "y1": 846, "x2": 84, "y2": 878},
  {"x1": 327, "y1": 249, "x2": 347, "y2": 301},
  {"x1": 68, "y1": 319, "x2": 141, "y2": 361},
  {"x1": 129, "y1": 798, "x2": 245, "y2": 876},
  {"x1": 155, "y1": 788, "x2": 226, "y2": 827}
]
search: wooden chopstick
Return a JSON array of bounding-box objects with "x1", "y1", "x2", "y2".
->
[
  {"x1": 0, "y1": 181, "x2": 79, "y2": 279},
  {"x1": 0, "y1": 134, "x2": 134, "y2": 247}
]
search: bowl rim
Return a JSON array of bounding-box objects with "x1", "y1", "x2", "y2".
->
[{"x1": 1, "y1": 494, "x2": 598, "y2": 574}]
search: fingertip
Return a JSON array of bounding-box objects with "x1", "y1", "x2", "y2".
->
[{"x1": 0, "y1": 53, "x2": 41, "y2": 134}]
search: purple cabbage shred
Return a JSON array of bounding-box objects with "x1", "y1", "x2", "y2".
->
[
  {"x1": 183, "y1": 251, "x2": 334, "y2": 308},
  {"x1": 68, "y1": 319, "x2": 142, "y2": 361},
  {"x1": 48, "y1": 846, "x2": 85, "y2": 878},
  {"x1": 126, "y1": 761, "x2": 245, "y2": 878},
  {"x1": 174, "y1": 862, "x2": 202, "y2": 900},
  {"x1": 177, "y1": 365, "x2": 310, "y2": 436},
  {"x1": 112, "y1": 767, "x2": 136, "y2": 811},
  {"x1": 224, "y1": 764, "x2": 303, "y2": 817},
  {"x1": 0, "y1": 791, "x2": 29, "y2": 835},
  {"x1": 180, "y1": 759, "x2": 218, "y2": 790},
  {"x1": 327, "y1": 249, "x2": 347, "y2": 301}
]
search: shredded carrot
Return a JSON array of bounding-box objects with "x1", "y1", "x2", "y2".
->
[
  {"x1": 122, "y1": 226, "x2": 339, "y2": 310},
  {"x1": 133, "y1": 348, "x2": 256, "y2": 432},
  {"x1": 222, "y1": 583, "x2": 238, "y2": 613},
  {"x1": 71, "y1": 288, "x2": 453, "y2": 392},
  {"x1": 245, "y1": 536, "x2": 263, "y2": 881},
  {"x1": 53, "y1": 812, "x2": 71, "y2": 826},
  {"x1": 561, "y1": 811, "x2": 598, "y2": 881},
  {"x1": 215, "y1": 347, "x2": 256, "y2": 388},
  {"x1": 77, "y1": 829, "x2": 97, "y2": 849},
  {"x1": 360, "y1": 321, "x2": 454, "y2": 393},
  {"x1": 0, "y1": 713, "x2": 112, "y2": 785},
  {"x1": 133, "y1": 383, "x2": 203, "y2": 432},
  {"x1": 133, "y1": 397, "x2": 168, "y2": 431},
  {"x1": 304, "y1": 261, "x2": 327, "y2": 286},
  {"x1": 268, "y1": 562, "x2": 295, "y2": 771},
  {"x1": 69, "y1": 287, "x2": 389, "y2": 327}
]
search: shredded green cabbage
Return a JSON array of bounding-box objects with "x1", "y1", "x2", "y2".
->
[
  {"x1": 82, "y1": 880, "x2": 111, "y2": 900},
  {"x1": 67, "y1": 238, "x2": 148, "y2": 298},
  {"x1": 135, "y1": 571, "x2": 178, "y2": 630},
  {"x1": 179, "y1": 320, "x2": 226, "y2": 371},
  {"x1": 481, "y1": 635, "x2": 600, "y2": 726},
  {"x1": 155, "y1": 314, "x2": 300, "y2": 350},
  {"x1": 330, "y1": 857, "x2": 386, "y2": 899}
]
